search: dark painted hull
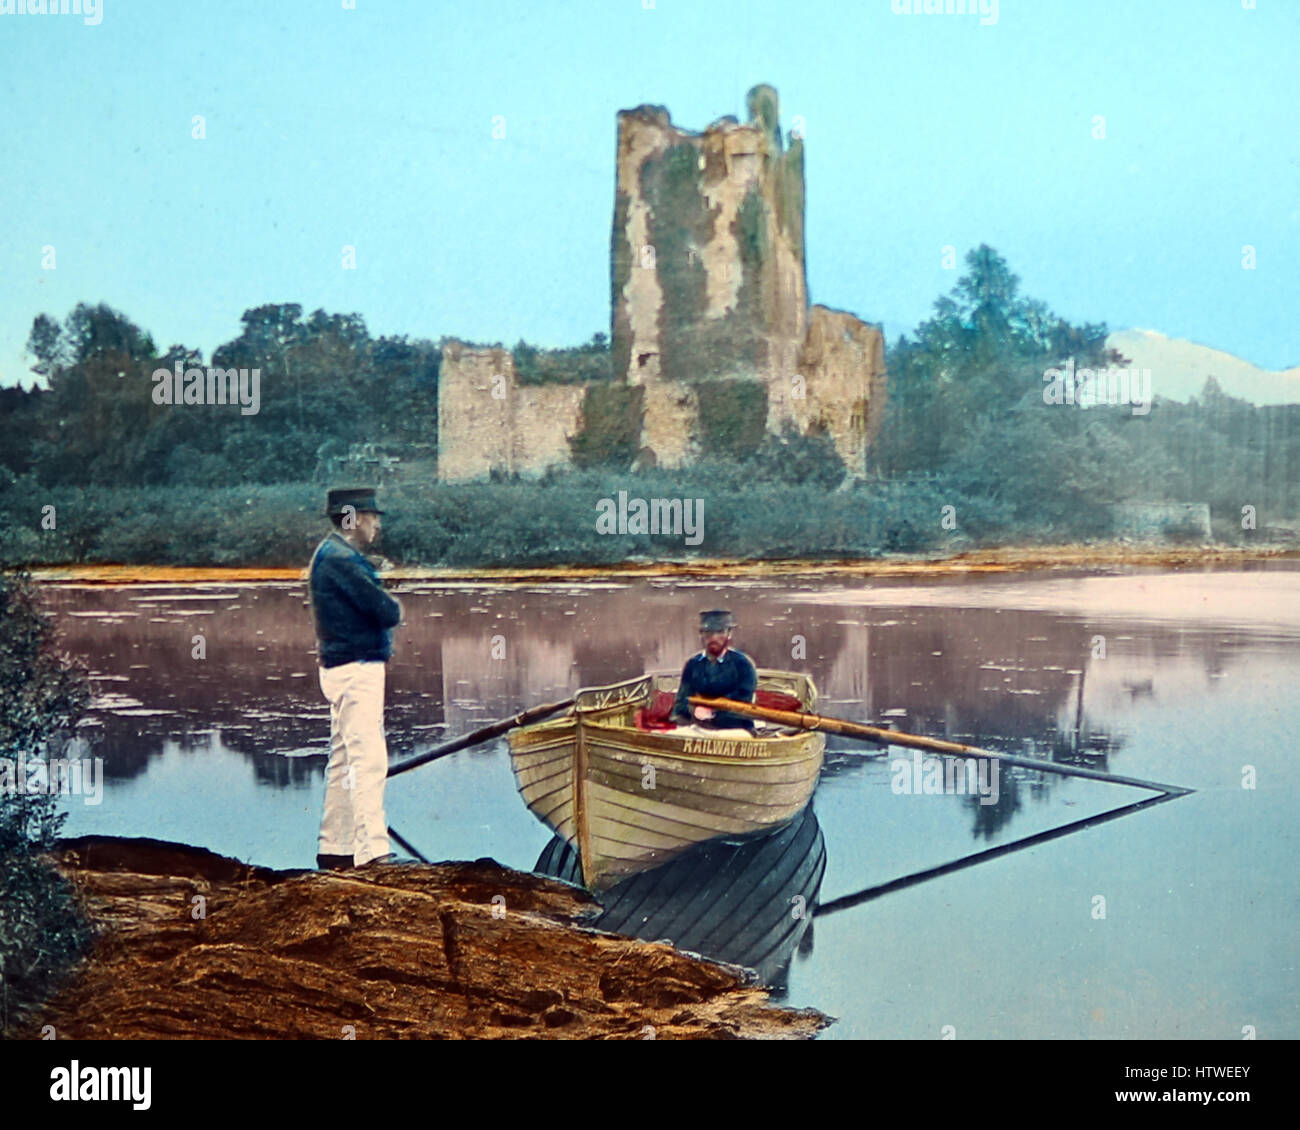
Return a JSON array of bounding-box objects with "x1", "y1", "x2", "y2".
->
[{"x1": 536, "y1": 804, "x2": 826, "y2": 989}]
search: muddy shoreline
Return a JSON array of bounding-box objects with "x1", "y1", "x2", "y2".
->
[
  {"x1": 23, "y1": 543, "x2": 1299, "y2": 586},
  {"x1": 20, "y1": 836, "x2": 830, "y2": 1041}
]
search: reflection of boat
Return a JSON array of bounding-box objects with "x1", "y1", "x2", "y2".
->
[
  {"x1": 508, "y1": 670, "x2": 824, "y2": 890},
  {"x1": 536, "y1": 805, "x2": 825, "y2": 988}
]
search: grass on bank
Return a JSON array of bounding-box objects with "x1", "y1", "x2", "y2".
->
[{"x1": 0, "y1": 458, "x2": 1257, "y2": 572}]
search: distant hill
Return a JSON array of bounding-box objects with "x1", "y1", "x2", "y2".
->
[{"x1": 1107, "y1": 329, "x2": 1300, "y2": 406}]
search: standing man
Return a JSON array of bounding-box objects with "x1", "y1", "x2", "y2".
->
[
  {"x1": 309, "y1": 487, "x2": 403, "y2": 869},
  {"x1": 672, "y1": 609, "x2": 758, "y2": 732}
]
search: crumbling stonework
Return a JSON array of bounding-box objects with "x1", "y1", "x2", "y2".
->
[
  {"x1": 613, "y1": 90, "x2": 805, "y2": 376},
  {"x1": 438, "y1": 342, "x2": 586, "y2": 481},
  {"x1": 437, "y1": 86, "x2": 887, "y2": 482},
  {"x1": 780, "y1": 306, "x2": 888, "y2": 470}
]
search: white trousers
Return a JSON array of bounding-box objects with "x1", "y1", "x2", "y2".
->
[{"x1": 318, "y1": 661, "x2": 390, "y2": 865}]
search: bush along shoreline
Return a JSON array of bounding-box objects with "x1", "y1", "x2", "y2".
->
[
  {"x1": 0, "y1": 464, "x2": 1283, "y2": 573},
  {"x1": 0, "y1": 462, "x2": 1124, "y2": 572},
  {"x1": 0, "y1": 571, "x2": 94, "y2": 1034}
]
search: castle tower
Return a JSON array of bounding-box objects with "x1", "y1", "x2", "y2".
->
[
  {"x1": 610, "y1": 85, "x2": 809, "y2": 467},
  {"x1": 437, "y1": 86, "x2": 887, "y2": 482}
]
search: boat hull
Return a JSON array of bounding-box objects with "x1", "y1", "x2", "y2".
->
[
  {"x1": 536, "y1": 804, "x2": 826, "y2": 987},
  {"x1": 509, "y1": 670, "x2": 825, "y2": 889}
]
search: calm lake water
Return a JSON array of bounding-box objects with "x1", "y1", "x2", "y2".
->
[{"x1": 40, "y1": 563, "x2": 1300, "y2": 1039}]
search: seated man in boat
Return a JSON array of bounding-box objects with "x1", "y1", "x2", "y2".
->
[{"x1": 672, "y1": 609, "x2": 758, "y2": 732}]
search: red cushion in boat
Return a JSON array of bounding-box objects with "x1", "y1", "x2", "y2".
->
[
  {"x1": 633, "y1": 688, "x2": 802, "y2": 728},
  {"x1": 648, "y1": 690, "x2": 676, "y2": 720},
  {"x1": 634, "y1": 712, "x2": 677, "y2": 731},
  {"x1": 755, "y1": 689, "x2": 803, "y2": 713},
  {"x1": 634, "y1": 690, "x2": 678, "y2": 731}
]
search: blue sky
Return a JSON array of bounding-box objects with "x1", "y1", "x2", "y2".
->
[{"x1": 2, "y1": 0, "x2": 1297, "y2": 388}]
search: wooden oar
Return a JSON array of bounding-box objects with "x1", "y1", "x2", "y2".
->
[
  {"x1": 814, "y1": 789, "x2": 1182, "y2": 919},
  {"x1": 386, "y1": 824, "x2": 431, "y2": 863},
  {"x1": 387, "y1": 697, "x2": 574, "y2": 779},
  {"x1": 689, "y1": 696, "x2": 1193, "y2": 796}
]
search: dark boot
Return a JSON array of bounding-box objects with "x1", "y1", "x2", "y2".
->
[
  {"x1": 316, "y1": 853, "x2": 354, "y2": 871},
  {"x1": 358, "y1": 852, "x2": 416, "y2": 866}
]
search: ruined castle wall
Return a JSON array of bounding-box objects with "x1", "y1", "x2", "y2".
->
[
  {"x1": 612, "y1": 85, "x2": 808, "y2": 467},
  {"x1": 771, "y1": 306, "x2": 888, "y2": 476},
  {"x1": 438, "y1": 86, "x2": 888, "y2": 480},
  {"x1": 437, "y1": 343, "x2": 512, "y2": 482},
  {"x1": 513, "y1": 382, "x2": 588, "y2": 472},
  {"x1": 438, "y1": 342, "x2": 586, "y2": 482}
]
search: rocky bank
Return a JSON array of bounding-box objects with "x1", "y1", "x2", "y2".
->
[{"x1": 23, "y1": 836, "x2": 830, "y2": 1040}]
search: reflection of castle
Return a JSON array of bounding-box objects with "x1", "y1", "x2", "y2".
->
[
  {"x1": 51, "y1": 583, "x2": 1134, "y2": 754},
  {"x1": 437, "y1": 86, "x2": 888, "y2": 481},
  {"x1": 54, "y1": 579, "x2": 1234, "y2": 848}
]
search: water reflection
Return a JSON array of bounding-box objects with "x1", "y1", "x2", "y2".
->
[
  {"x1": 33, "y1": 566, "x2": 1299, "y2": 1040},
  {"x1": 816, "y1": 785, "x2": 1182, "y2": 919},
  {"x1": 535, "y1": 805, "x2": 825, "y2": 994},
  {"x1": 40, "y1": 567, "x2": 1297, "y2": 844}
]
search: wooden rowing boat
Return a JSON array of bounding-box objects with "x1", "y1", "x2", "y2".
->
[
  {"x1": 536, "y1": 804, "x2": 826, "y2": 987},
  {"x1": 508, "y1": 669, "x2": 825, "y2": 890}
]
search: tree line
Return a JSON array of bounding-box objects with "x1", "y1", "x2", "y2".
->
[
  {"x1": 0, "y1": 246, "x2": 1295, "y2": 566},
  {"x1": 873, "y1": 246, "x2": 1299, "y2": 533},
  {"x1": 5, "y1": 303, "x2": 440, "y2": 487}
]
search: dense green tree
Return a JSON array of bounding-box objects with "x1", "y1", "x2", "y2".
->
[
  {"x1": 26, "y1": 303, "x2": 164, "y2": 486},
  {"x1": 871, "y1": 245, "x2": 1151, "y2": 528},
  {"x1": 0, "y1": 571, "x2": 93, "y2": 1031},
  {"x1": 0, "y1": 386, "x2": 46, "y2": 476},
  {"x1": 873, "y1": 245, "x2": 1118, "y2": 480}
]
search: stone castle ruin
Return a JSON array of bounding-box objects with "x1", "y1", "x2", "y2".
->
[{"x1": 437, "y1": 85, "x2": 887, "y2": 482}]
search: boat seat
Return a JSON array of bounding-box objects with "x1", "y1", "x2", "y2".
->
[{"x1": 755, "y1": 689, "x2": 802, "y2": 713}]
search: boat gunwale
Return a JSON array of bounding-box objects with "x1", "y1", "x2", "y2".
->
[{"x1": 508, "y1": 668, "x2": 823, "y2": 756}]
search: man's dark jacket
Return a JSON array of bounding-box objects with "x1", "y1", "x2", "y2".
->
[
  {"x1": 309, "y1": 533, "x2": 402, "y2": 667},
  {"x1": 672, "y1": 649, "x2": 758, "y2": 730}
]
